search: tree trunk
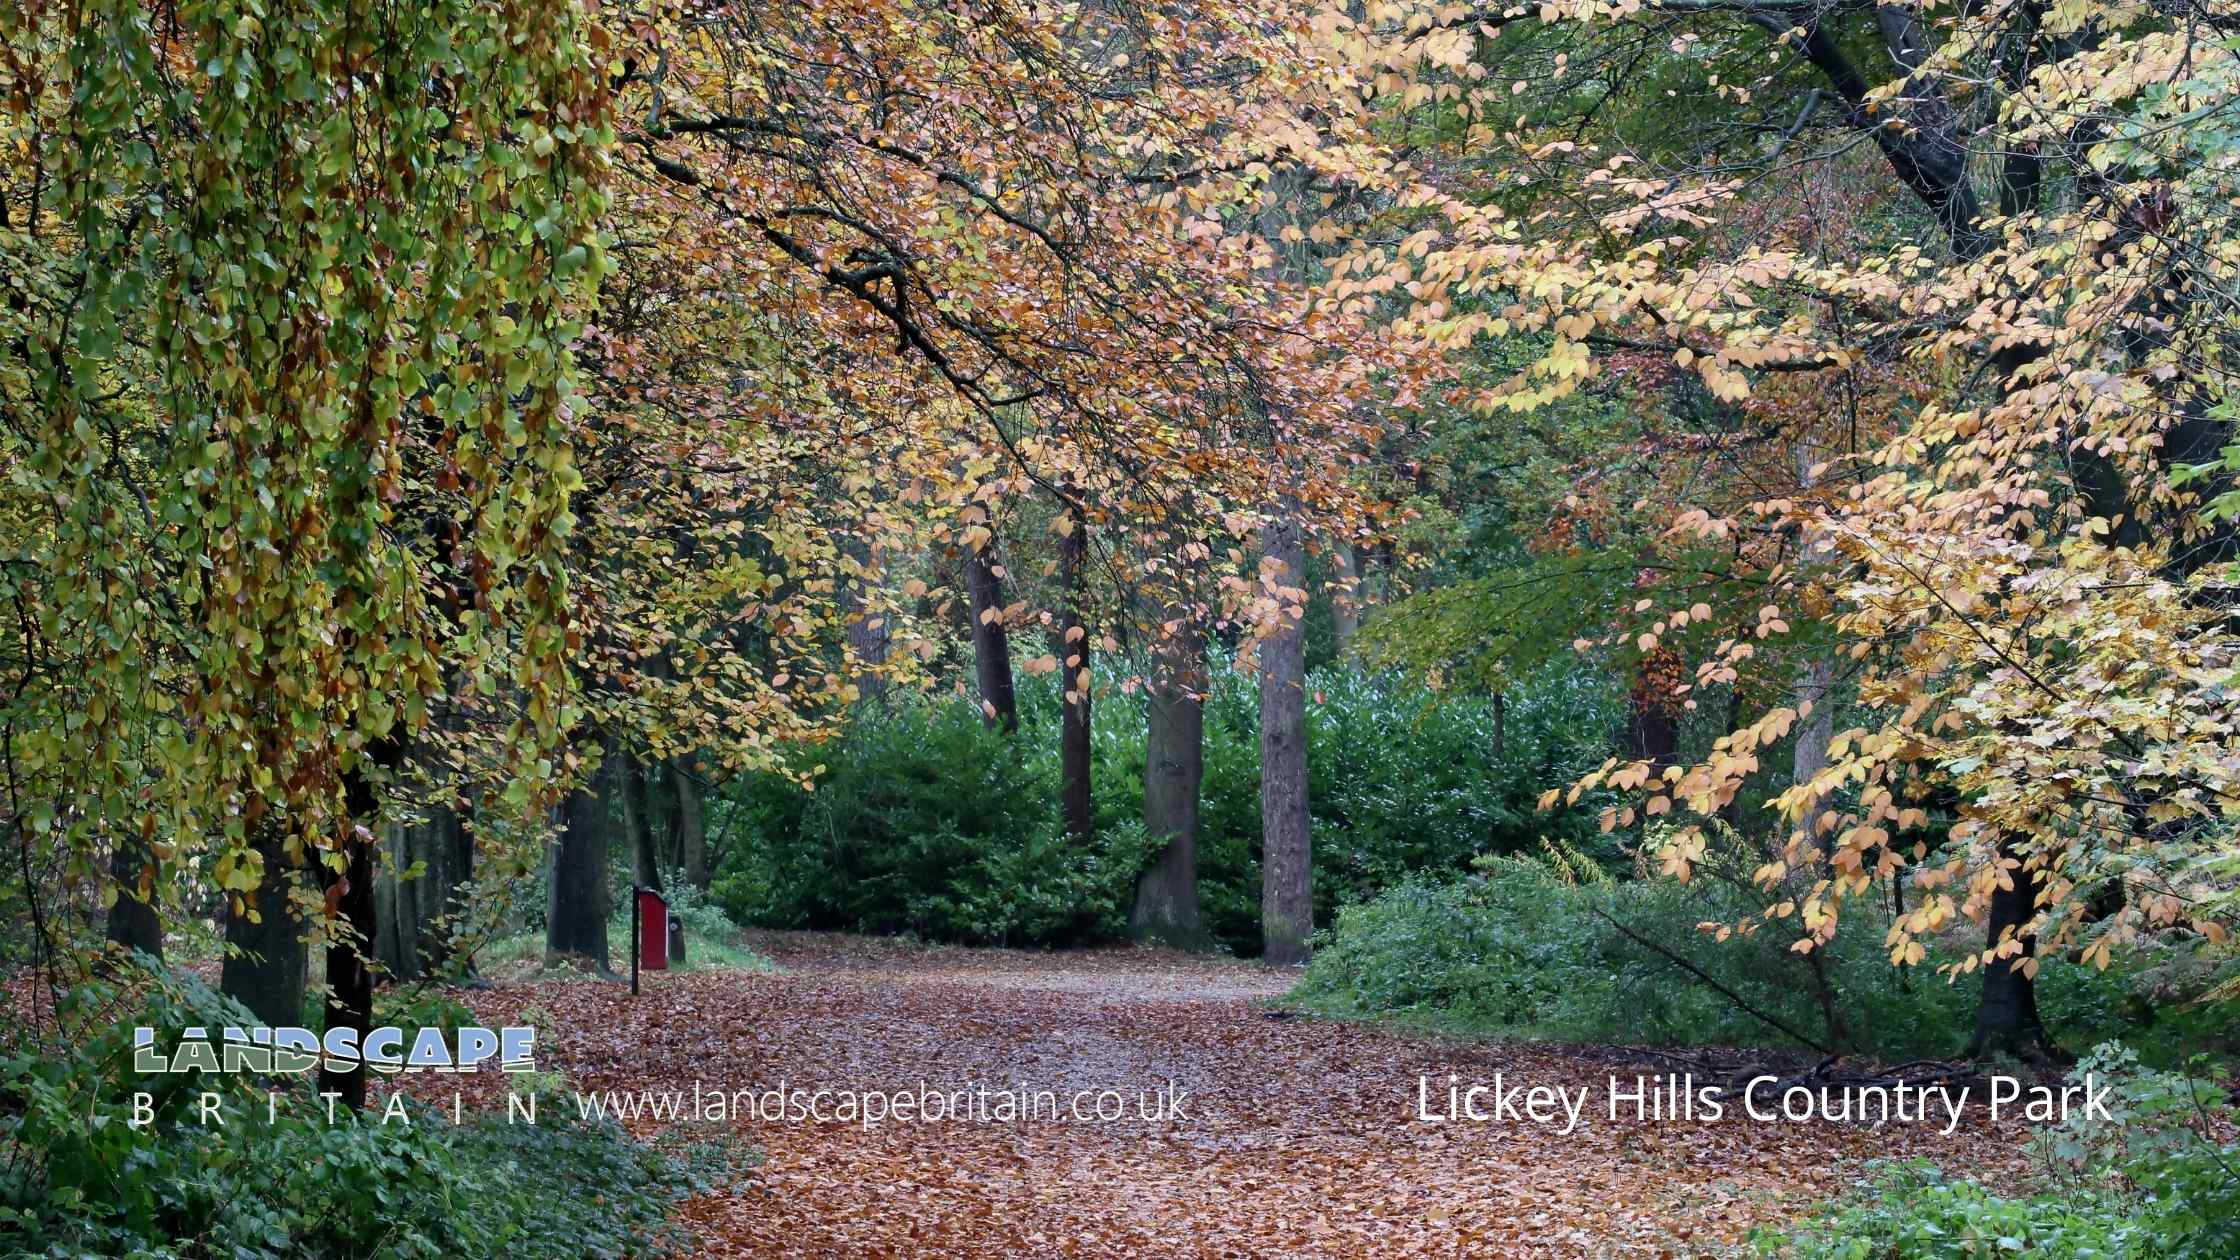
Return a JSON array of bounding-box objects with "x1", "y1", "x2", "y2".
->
[
  {"x1": 1133, "y1": 612, "x2": 1206, "y2": 948},
  {"x1": 373, "y1": 823, "x2": 421, "y2": 981},
  {"x1": 1055, "y1": 502, "x2": 1092, "y2": 842},
  {"x1": 1259, "y1": 509, "x2": 1313, "y2": 966},
  {"x1": 964, "y1": 527, "x2": 1018, "y2": 733},
  {"x1": 1489, "y1": 690, "x2": 1506, "y2": 766},
  {"x1": 1331, "y1": 543, "x2": 1361, "y2": 659},
  {"x1": 623, "y1": 752, "x2": 663, "y2": 893},
  {"x1": 1623, "y1": 682, "x2": 1678, "y2": 771},
  {"x1": 845, "y1": 537, "x2": 892, "y2": 705},
  {"x1": 546, "y1": 734, "x2": 615, "y2": 973},
  {"x1": 1966, "y1": 845, "x2": 2062, "y2": 1062},
  {"x1": 221, "y1": 825, "x2": 306, "y2": 1026},
  {"x1": 673, "y1": 751, "x2": 708, "y2": 890},
  {"x1": 1793, "y1": 654, "x2": 1836, "y2": 858},
  {"x1": 105, "y1": 836, "x2": 164, "y2": 961},
  {"x1": 321, "y1": 736, "x2": 402, "y2": 1110}
]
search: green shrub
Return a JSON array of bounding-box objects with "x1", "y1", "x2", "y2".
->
[
  {"x1": 1288, "y1": 859, "x2": 2240, "y2": 1062},
  {"x1": 711, "y1": 660, "x2": 1619, "y2": 951},
  {"x1": 1761, "y1": 1044, "x2": 2240, "y2": 1260},
  {"x1": 1762, "y1": 1160, "x2": 2141, "y2": 1259},
  {"x1": 0, "y1": 960, "x2": 737, "y2": 1259},
  {"x1": 709, "y1": 698, "x2": 1148, "y2": 944}
]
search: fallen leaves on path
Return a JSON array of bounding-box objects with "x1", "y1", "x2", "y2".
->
[{"x1": 422, "y1": 935, "x2": 2029, "y2": 1259}]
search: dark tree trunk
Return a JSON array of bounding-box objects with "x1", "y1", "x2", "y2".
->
[
  {"x1": 623, "y1": 752, "x2": 662, "y2": 894},
  {"x1": 673, "y1": 752, "x2": 708, "y2": 889},
  {"x1": 1966, "y1": 844, "x2": 2063, "y2": 1062},
  {"x1": 321, "y1": 736, "x2": 403, "y2": 1110},
  {"x1": 374, "y1": 799, "x2": 471, "y2": 982},
  {"x1": 221, "y1": 825, "x2": 305, "y2": 1026},
  {"x1": 964, "y1": 529, "x2": 1018, "y2": 734},
  {"x1": 1133, "y1": 612, "x2": 1206, "y2": 948},
  {"x1": 1054, "y1": 502, "x2": 1092, "y2": 842},
  {"x1": 546, "y1": 734, "x2": 615, "y2": 973},
  {"x1": 105, "y1": 836, "x2": 164, "y2": 961},
  {"x1": 1259, "y1": 510, "x2": 1313, "y2": 966},
  {"x1": 374, "y1": 823, "x2": 421, "y2": 981},
  {"x1": 845, "y1": 538, "x2": 892, "y2": 705},
  {"x1": 1624, "y1": 677, "x2": 1678, "y2": 771}
]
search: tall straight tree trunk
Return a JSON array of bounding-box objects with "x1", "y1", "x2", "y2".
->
[
  {"x1": 1330, "y1": 543, "x2": 1361, "y2": 660},
  {"x1": 1967, "y1": 842, "x2": 2059, "y2": 1061},
  {"x1": 622, "y1": 752, "x2": 662, "y2": 893},
  {"x1": 1133, "y1": 609, "x2": 1205, "y2": 947},
  {"x1": 374, "y1": 822, "x2": 421, "y2": 981},
  {"x1": 373, "y1": 795, "x2": 471, "y2": 982},
  {"x1": 673, "y1": 751, "x2": 707, "y2": 889},
  {"x1": 1259, "y1": 507, "x2": 1313, "y2": 965},
  {"x1": 546, "y1": 732, "x2": 615, "y2": 973},
  {"x1": 1793, "y1": 655, "x2": 1836, "y2": 856},
  {"x1": 1054, "y1": 501, "x2": 1092, "y2": 842},
  {"x1": 321, "y1": 735, "x2": 403, "y2": 1110},
  {"x1": 105, "y1": 837, "x2": 163, "y2": 961},
  {"x1": 964, "y1": 524, "x2": 1018, "y2": 733},
  {"x1": 845, "y1": 537, "x2": 892, "y2": 705},
  {"x1": 1790, "y1": 445, "x2": 1838, "y2": 861},
  {"x1": 222, "y1": 824, "x2": 306, "y2": 1026}
]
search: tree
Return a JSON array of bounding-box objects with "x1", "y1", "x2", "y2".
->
[
  {"x1": 1052, "y1": 496, "x2": 1093, "y2": 842},
  {"x1": 1258, "y1": 505, "x2": 1314, "y2": 965},
  {"x1": 1337, "y1": 0, "x2": 2240, "y2": 1056},
  {"x1": 4, "y1": 0, "x2": 610, "y2": 1110},
  {"x1": 546, "y1": 732, "x2": 616, "y2": 974},
  {"x1": 1133, "y1": 604, "x2": 1208, "y2": 948}
]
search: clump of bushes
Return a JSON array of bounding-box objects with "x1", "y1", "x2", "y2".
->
[
  {"x1": 0, "y1": 960, "x2": 733, "y2": 1259},
  {"x1": 1289, "y1": 849, "x2": 2239, "y2": 1063},
  {"x1": 710, "y1": 660, "x2": 1620, "y2": 951},
  {"x1": 709, "y1": 696, "x2": 1151, "y2": 945},
  {"x1": 1762, "y1": 1044, "x2": 2240, "y2": 1259}
]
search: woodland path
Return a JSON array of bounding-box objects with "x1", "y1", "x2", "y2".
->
[{"x1": 444, "y1": 934, "x2": 2024, "y2": 1259}]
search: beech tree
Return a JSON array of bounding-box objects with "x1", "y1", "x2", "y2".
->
[
  {"x1": 1334, "y1": 0, "x2": 2240, "y2": 1055},
  {"x1": 4, "y1": 0, "x2": 610, "y2": 1108}
]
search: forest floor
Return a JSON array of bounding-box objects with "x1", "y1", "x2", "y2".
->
[{"x1": 433, "y1": 933, "x2": 2033, "y2": 1259}]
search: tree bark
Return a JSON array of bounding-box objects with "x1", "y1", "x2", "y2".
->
[
  {"x1": 546, "y1": 733, "x2": 615, "y2": 973},
  {"x1": 1259, "y1": 509, "x2": 1313, "y2": 966},
  {"x1": 321, "y1": 735, "x2": 403, "y2": 1110},
  {"x1": 373, "y1": 822, "x2": 420, "y2": 981},
  {"x1": 1133, "y1": 612, "x2": 1206, "y2": 948},
  {"x1": 1054, "y1": 502, "x2": 1092, "y2": 843},
  {"x1": 221, "y1": 825, "x2": 306, "y2": 1027},
  {"x1": 845, "y1": 538, "x2": 892, "y2": 705},
  {"x1": 963, "y1": 526, "x2": 1019, "y2": 734},
  {"x1": 623, "y1": 752, "x2": 663, "y2": 893},
  {"x1": 1331, "y1": 543, "x2": 1361, "y2": 660},
  {"x1": 1793, "y1": 654, "x2": 1835, "y2": 856},
  {"x1": 105, "y1": 836, "x2": 164, "y2": 961},
  {"x1": 1623, "y1": 680, "x2": 1678, "y2": 771},
  {"x1": 673, "y1": 751, "x2": 708, "y2": 889},
  {"x1": 1966, "y1": 844, "x2": 2062, "y2": 1062}
]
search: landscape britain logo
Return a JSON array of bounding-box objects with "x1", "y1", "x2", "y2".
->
[{"x1": 130, "y1": 1023, "x2": 536, "y2": 1127}]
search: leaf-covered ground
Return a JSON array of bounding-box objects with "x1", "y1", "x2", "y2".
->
[{"x1": 430, "y1": 935, "x2": 2029, "y2": 1258}]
